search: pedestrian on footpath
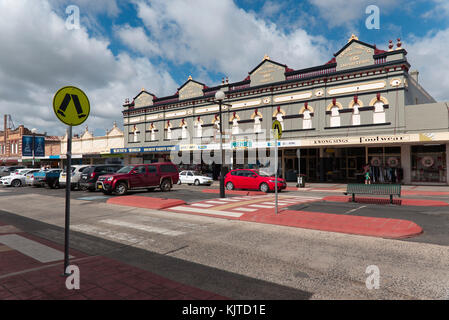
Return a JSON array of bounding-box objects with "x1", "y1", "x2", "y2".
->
[{"x1": 364, "y1": 164, "x2": 371, "y2": 185}]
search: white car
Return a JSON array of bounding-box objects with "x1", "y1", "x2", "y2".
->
[
  {"x1": 1, "y1": 168, "x2": 39, "y2": 187},
  {"x1": 59, "y1": 165, "x2": 90, "y2": 190},
  {"x1": 178, "y1": 170, "x2": 213, "y2": 186}
]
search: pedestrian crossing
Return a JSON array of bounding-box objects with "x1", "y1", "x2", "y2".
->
[{"x1": 167, "y1": 195, "x2": 322, "y2": 218}]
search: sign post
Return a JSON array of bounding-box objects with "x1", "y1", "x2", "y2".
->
[
  {"x1": 272, "y1": 120, "x2": 282, "y2": 215},
  {"x1": 52, "y1": 86, "x2": 90, "y2": 276}
]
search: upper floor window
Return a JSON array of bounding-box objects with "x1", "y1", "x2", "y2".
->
[
  {"x1": 212, "y1": 115, "x2": 220, "y2": 136},
  {"x1": 300, "y1": 103, "x2": 313, "y2": 129},
  {"x1": 370, "y1": 94, "x2": 388, "y2": 124},
  {"x1": 272, "y1": 107, "x2": 285, "y2": 130},
  {"x1": 349, "y1": 96, "x2": 363, "y2": 126},
  {"x1": 195, "y1": 117, "x2": 203, "y2": 138},
  {"x1": 252, "y1": 109, "x2": 263, "y2": 133},
  {"x1": 165, "y1": 121, "x2": 172, "y2": 140},
  {"x1": 231, "y1": 112, "x2": 240, "y2": 135},
  {"x1": 149, "y1": 123, "x2": 156, "y2": 141},
  {"x1": 132, "y1": 125, "x2": 139, "y2": 142},
  {"x1": 180, "y1": 119, "x2": 187, "y2": 139},
  {"x1": 327, "y1": 100, "x2": 342, "y2": 127}
]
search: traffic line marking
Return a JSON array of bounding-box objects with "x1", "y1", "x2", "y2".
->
[
  {"x1": 190, "y1": 203, "x2": 214, "y2": 208},
  {"x1": 0, "y1": 234, "x2": 71, "y2": 263},
  {"x1": 205, "y1": 200, "x2": 228, "y2": 204},
  {"x1": 232, "y1": 208, "x2": 257, "y2": 212},
  {"x1": 248, "y1": 204, "x2": 274, "y2": 208},
  {"x1": 169, "y1": 206, "x2": 244, "y2": 218},
  {"x1": 100, "y1": 219, "x2": 185, "y2": 236},
  {"x1": 72, "y1": 224, "x2": 151, "y2": 244}
]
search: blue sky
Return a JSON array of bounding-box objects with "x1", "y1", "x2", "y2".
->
[{"x1": 1, "y1": 0, "x2": 449, "y2": 136}]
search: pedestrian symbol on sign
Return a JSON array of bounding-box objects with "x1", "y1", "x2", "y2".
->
[{"x1": 53, "y1": 86, "x2": 90, "y2": 126}]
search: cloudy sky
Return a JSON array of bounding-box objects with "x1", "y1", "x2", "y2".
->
[{"x1": 1, "y1": 0, "x2": 448, "y2": 137}]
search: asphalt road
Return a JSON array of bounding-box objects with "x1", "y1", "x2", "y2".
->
[{"x1": 0, "y1": 185, "x2": 449, "y2": 299}]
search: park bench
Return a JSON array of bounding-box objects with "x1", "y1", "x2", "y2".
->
[{"x1": 344, "y1": 184, "x2": 401, "y2": 204}]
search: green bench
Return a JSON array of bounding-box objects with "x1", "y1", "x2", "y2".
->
[{"x1": 344, "y1": 184, "x2": 401, "y2": 204}]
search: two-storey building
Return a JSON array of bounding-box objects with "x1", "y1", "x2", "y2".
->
[{"x1": 118, "y1": 35, "x2": 449, "y2": 185}]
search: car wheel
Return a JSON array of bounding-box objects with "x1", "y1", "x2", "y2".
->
[
  {"x1": 226, "y1": 182, "x2": 234, "y2": 190},
  {"x1": 260, "y1": 183, "x2": 269, "y2": 193},
  {"x1": 12, "y1": 179, "x2": 22, "y2": 187},
  {"x1": 194, "y1": 179, "x2": 200, "y2": 186},
  {"x1": 114, "y1": 182, "x2": 128, "y2": 196},
  {"x1": 160, "y1": 179, "x2": 171, "y2": 192}
]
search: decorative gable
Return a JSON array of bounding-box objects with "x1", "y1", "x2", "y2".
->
[
  {"x1": 178, "y1": 77, "x2": 205, "y2": 100},
  {"x1": 249, "y1": 57, "x2": 286, "y2": 87},
  {"x1": 335, "y1": 38, "x2": 376, "y2": 71},
  {"x1": 134, "y1": 90, "x2": 155, "y2": 108}
]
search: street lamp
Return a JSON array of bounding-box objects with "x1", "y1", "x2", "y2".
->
[
  {"x1": 31, "y1": 128, "x2": 37, "y2": 167},
  {"x1": 214, "y1": 89, "x2": 227, "y2": 198}
]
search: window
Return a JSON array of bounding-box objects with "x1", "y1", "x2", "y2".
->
[
  {"x1": 187, "y1": 171, "x2": 194, "y2": 176},
  {"x1": 134, "y1": 166, "x2": 147, "y2": 174},
  {"x1": 180, "y1": 120, "x2": 187, "y2": 139},
  {"x1": 196, "y1": 121, "x2": 203, "y2": 138},
  {"x1": 373, "y1": 101, "x2": 385, "y2": 123},
  {"x1": 132, "y1": 125, "x2": 139, "y2": 142},
  {"x1": 165, "y1": 121, "x2": 172, "y2": 140},
  {"x1": 160, "y1": 164, "x2": 177, "y2": 173},
  {"x1": 148, "y1": 165, "x2": 157, "y2": 173},
  {"x1": 252, "y1": 110, "x2": 262, "y2": 133},
  {"x1": 180, "y1": 171, "x2": 187, "y2": 176},
  {"x1": 330, "y1": 106, "x2": 340, "y2": 127},
  {"x1": 149, "y1": 124, "x2": 157, "y2": 141},
  {"x1": 303, "y1": 110, "x2": 312, "y2": 129},
  {"x1": 231, "y1": 113, "x2": 240, "y2": 135},
  {"x1": 352, "y1": 103, "x2": 361, "y2": 125}
]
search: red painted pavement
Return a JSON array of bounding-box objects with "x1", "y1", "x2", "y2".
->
[
  {"x1": 0, "y1": 223, "x2": 227, "y2": 300},
  {"x1": 107, "y1": 196, "x2": 186, "y2": 210},
  {"x1": 402, "y1": 190, "x2": 449, "y2": 196},
  {"x1": 240, "y1": 209, "x2": 423, "y2": 239},
  {"x1": 322, "y1": 196, "x2": 448, "y2": 206}
]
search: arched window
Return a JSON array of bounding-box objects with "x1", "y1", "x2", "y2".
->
[
  {"x1": 300, "y1": 103, "x2": 313, "y2": 129},
  {"x1": 252, "y1": 109, "x2": 263, "y2": 133},
  {"x1": 370, "y1": 94, "x2": 388, "y2": 124},
  {"x1": 327, "y1": 100, "x2": 342, "y2": 127},
  {"x1": 149, "y1": 123, "x2": 156, "y2": 141},
  {"x1": 212, "y1": 115, "x2": 220, "y2": 136},
  {"x1": 132, "y1": 125, "x2": 139, "y2": 142},
  {"x1": 165, "y1": 121, "x2": 172, "y2": 140},
  {"x1": 349, "y1": 96, "x2": 363, "y2": 126},
  {"x1": 180, "y1": 119, "x2": 187, "y2": 139},
  {"x1": 195, "y1": 117, "x2": 203, "y2": 138},
  {"x1": 231, "y1": 112, "x2": 240, "y2": 135},
  {"x1": 273, "y1": 107, "x2": 285, "y2": 130}
]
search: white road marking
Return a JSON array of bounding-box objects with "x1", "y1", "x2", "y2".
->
[
  {"x1": 100, "y1": 219, "x2": 185, "y2": 236},
  {"x1": 72, "y1": 224, "x2": 150, "y2": 243},
  {"x1": 0, "y1": 234, "x2": 71, "y2": 263},
  {"x1": 248, "y1": 204, "x2": 274, "y2": 208},
  {"x1": 169, "y1": 206, "x2": 243, "y2": 218},
  {"x1": 190, "y1": 203, "x2": 214, "y2": 208},
  {"x1": 216, "y1": 198, "x2": 240, "y2": 202},
  {"x1": 232, "y1": 208, "x2": 257, "y2": 212},
  {"x1": 345, "y1": 206, "x2": 367, "y2": 214},
  {"x1": 205, "y1": 200, "x2": 228, "y2": 204}
]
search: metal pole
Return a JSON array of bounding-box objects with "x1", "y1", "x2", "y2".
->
[
  {"x1": 275, "y1": 134, "x2": 278, "y2": 214},
  {"x1": 32, "y1": 133, "x2": 35, "y2": 167},
  {"x1": 63, "y1": 125, "x2": 72, "y2": 276},
  {"x1": 219, "y1": 101, "x2": 225, "y2": 198}
]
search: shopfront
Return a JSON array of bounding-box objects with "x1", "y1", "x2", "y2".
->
[{"x1": 411, "y1": 144, "x2": 446, "y2": 183}]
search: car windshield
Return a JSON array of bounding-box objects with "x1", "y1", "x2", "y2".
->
[{"x1": 116, "y1": 166, "x2": 134, "y2": 174}]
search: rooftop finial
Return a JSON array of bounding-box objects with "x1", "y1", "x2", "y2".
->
[
  {"x1": 348, "y1": 34, "x2": 358, "y2": 42},
  {"x1": 188, "y1": 75, "x2": 193, "y2": 80},
  {"x1": 263, "y1": 54, "x2": 270, "y2": 61}
]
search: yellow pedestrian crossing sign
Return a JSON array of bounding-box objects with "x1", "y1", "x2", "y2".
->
[
  {"x1": 53, "y1": 86, "x2": 90, "y2": 126},
  {"x1": 272, "y1": 120, "x2": 282, "y2": 139}
]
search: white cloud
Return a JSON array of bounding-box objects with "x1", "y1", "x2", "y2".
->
[
  {"x1": 0, "y1": 0, "x2": 177, "y2": 136},
  {"x1": 406, "y1": 28, "x2": 449, "y2": 101},
  {"x1": 123, "y1": 0, "x2": 331, "y2": 84},
  {"x1": 308, "y1": 0, "x2": 403, "y2": 29}
]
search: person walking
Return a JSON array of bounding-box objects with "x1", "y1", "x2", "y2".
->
[{"x1": 363, "y1": 164, "x2": 371, "y2": 185}]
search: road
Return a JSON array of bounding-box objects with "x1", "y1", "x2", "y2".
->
[{"x1": 0, "y1": 185, "x2": 449, "y2": 299}]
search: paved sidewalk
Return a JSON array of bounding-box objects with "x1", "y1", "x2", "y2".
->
[{"x1": 0, "y1": 221, "x2": 226, "y2": 300}]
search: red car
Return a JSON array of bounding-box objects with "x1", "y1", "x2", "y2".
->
[
  {"x1": 224, "y1": 169, "x2": 286, "y2": 193},
  {"x1": 96, "y1": 162, "x2": 179, "y2": 195}
]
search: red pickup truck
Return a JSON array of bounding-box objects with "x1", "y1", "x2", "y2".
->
[{"x1": 96, "y1": 162, "x2": 179, "y2": 195}]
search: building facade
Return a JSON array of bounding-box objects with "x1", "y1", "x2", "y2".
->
[
  {"x1": 119, "y1": 36, "x2": 449, "y2": 185},
  {"x1": 61, "y1": 123, "x2": 125, "y2": 166}
]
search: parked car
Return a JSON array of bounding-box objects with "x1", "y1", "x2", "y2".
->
[
  {"x1": 224, "y1": 169, "x2": 287, "y2": 193},
  {"x1": 79, "y1": 165, "x2": 123, "y2": 191},
  {"x1": 32, "y1": 169, "x2": 63, "y2": 188},
  {"x1": 0, "y1": 166, "x2": 25, "y2": 177},
  {"x1": 96, "y1": 162, "x2": 179, "y2": 195},
  {"x1": 59, "y1": 165, "x2": 90, "y2": 190},
  {"x1": 1, "y1": 169, "x2": 40, "y2": 187},
  {"x1": 178, "y1": 170, "x2": 213, "y2": 186}
]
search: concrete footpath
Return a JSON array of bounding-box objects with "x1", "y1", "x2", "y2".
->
[{"x1": 0, "y1": 221, "x2": 226, "y2": 300}]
